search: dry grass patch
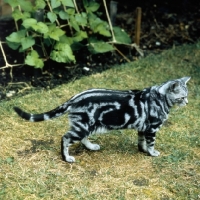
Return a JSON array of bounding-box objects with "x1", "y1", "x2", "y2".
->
[{"x1": 1, "y1": 43, "x2": 200, "y2": 199}]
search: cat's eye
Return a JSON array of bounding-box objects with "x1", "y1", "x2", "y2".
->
[{"x1": 176, "y1": 97, "x2": 185, "y2": 102}]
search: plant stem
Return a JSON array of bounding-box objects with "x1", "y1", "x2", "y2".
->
[
  {"x1": 46, "y1": 0, "x2": 60, "y2": 26},
  {"x1": 114, "y1": 47, "x2": 131, "y2": 62},
  {"x1": 73, "y1": 0, "x2": 80, "y2": 13},
  {"x1": 0, "y1": 41, "x2": 24, "y2": 81},
  {"x1": 62, "y1": 2, "x2": 74, "y2": 35},
  {"x1": 102, "y1": 0, "x2": 116, "y2": 43}
]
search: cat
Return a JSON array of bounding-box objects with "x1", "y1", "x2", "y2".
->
[{"x1": 14, "y1": 77, "x2": 190, "y2": 163}]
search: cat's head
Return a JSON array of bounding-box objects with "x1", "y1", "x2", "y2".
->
[{"x1": 158, "y1": 77, "x2": 191, "y2": 107}]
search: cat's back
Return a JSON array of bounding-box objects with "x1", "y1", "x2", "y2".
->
[{"x1": 69, "y1": 88, "x2": 141, "y2": 105}]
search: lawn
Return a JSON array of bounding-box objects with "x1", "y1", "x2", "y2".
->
[{"x1": 0, "y1": 43, "x2": 200, "y2": 199}]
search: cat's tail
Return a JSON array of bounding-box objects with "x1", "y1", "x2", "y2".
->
[{"x1": 14, "y1": 102, "x2": 70, "y2": 122}]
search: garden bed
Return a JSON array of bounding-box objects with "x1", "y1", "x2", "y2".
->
[{"x1": 0, "y1": 0, "x2": 200, "y2": 100}]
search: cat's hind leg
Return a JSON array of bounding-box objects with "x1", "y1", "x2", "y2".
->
[
  {"x1": 81, "y1": 137, "x2": 100, "y2": 151},
  {"x1": 138, "y1": 132, "x2": 147, "y2": 153}
]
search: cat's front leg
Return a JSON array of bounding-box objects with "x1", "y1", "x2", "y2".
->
[
  {"x1": 61, "y1": 135, "x2": 75, "y2": 162},
  {"x1": 145, "y1": 132, "x2": 160, "y2": 156},
  {"x1": 138, "y1": 131, "x2": 160, "y2": 156},
  {"x1": 61, "y1": 130, "x2": 82, "y2": 163}
]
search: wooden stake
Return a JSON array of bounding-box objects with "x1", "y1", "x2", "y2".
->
[{"x1": 134, "y1": 7, "x2": 142, "y2": 46}]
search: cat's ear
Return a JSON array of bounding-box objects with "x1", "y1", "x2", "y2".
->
[
  {"x1": 158, "y1": 81, "x2": 180, "y2": 94},
  {"x1": 181, "y1": 77, "x2": 191, "y2": 84},
  {"x1": 169, "y1": 81, "x2": 180, "y2": 93},
  {"x1": 158, "y1": 82, "x2": 174, "y2": 94}
]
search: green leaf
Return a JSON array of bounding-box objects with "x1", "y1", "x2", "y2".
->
[
  {"x1": 47, "y1": 12, "x2": 57, "y2": 23},
  {"x1": 4, "y1": 0, "x2": 18, "y2": 8},
  {"x1": 113, "y1": 27, "x2": 131, "y2": 44},
  {"x1": 34, "y1": 0, "x2": 46, "y2": 10},
  {"x1": 60, "y1": 0, "x2": 74, "y2": 7},
  {"x1": 22, "y1": 18, "x2": 37, "y2": 29},
  {"x1": 59, "y1": 10, "x2": 69, "y2": 20},
  {"x1": 73, "y1": 31, "x2": 87, "y2": 42},
  {"x1": 12, "y1": 10, "x2": 31, "y2": 21},
  {"x1": 25, "y1": 50, "x2": 44, "y2": 68},
  {"x1": 69, "y1": 16, "x2": 80, "y2": 32},
  {"x1": 96, "y1": 23, "x2": 111, "y2": 37},
  {"x1": 51, "y1": 0, "x2": 61, "y2": 9},
  {"x1": 6, "y1": 41, "x2": 21, "y2": 50},
  {"x1": 46, "y1": 24, "x2": 65, "y2": 41},
  {"x1": 75, "y1": 13, "x2": 87, "y2": 26},
  {"x1": 32, "y1": 22, "x2": 49, "y2": 34},
  {"x1": 83, "y1": 0, "x2": 100, "y2": 13},
  {"x1": 12, "y1": 10, "x2": 22, "y2": 21},
  {"x1": 51, "y1": 42, "x2": 75, "y2": 63},
  {"x1": 59, "y1": 35, "x2": 73, "y2": 45},
  {"x1": 88, "y1": 13, "x2": 111, "y2": 37},
  {"x1": 6, "y1": 30, "x2": 26, "y2": 43},
  {"x1": 18, "y1": 0, "x2": 33, "y2": 12},
  {"x1": 21, "y1": 37, "x2": 35, "y2": 50},
  {"x1": 6, "y1": 157, "x2": 14, "y2": 164},
  {"x1": 88, "y1": 41, "x2": 114, "y2": 54},
  {"x1": 66, "y1": 8, "x2": 75, "y2": 15}
]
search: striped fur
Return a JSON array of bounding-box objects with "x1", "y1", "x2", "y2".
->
[{"x1": 14, "y1": 77, "x2": 190, "y2": 163}]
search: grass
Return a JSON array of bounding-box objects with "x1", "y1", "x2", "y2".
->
[{"x1": 1, "y1": 43, "x2": 200, "y2": 199}]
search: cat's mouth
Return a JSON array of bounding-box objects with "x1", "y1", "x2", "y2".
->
[{"x1": 177, "y1": 102, "x2": 187, "y2": 107}]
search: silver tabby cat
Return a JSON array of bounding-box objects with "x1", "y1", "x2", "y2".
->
[{"x1": 14, "y1": 77, "x2": 190, "y2": 163}]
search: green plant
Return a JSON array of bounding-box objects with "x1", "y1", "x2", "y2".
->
[{"x1": 5, "y1": 0, "x2": 132, "y2": 68}]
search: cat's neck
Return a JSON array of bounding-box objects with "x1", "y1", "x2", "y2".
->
[{"x1": 150, "y1": 86, "x2": 171, "y2": 112}]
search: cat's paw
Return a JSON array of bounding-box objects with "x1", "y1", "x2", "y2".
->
[
  {"x1": 138, "y1": 144, "x2": 147, "y2": 153},
  {"x1": 81, "y1": 138, "x2": 100, "y2": 151},
  {"x1": 65, "y1": 156, "x2": 75, "y2": 163},
  {"x1": 87, "y1": 143, "x2": 100, "y2": 151},
  {"x1": 148, "y1": 149, "x2": 160, "y2": 157}
]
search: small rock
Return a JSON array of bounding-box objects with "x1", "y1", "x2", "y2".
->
[
  {"x1": 83, "y1": 67, "x2": 90, "y2": 71},
  {"x1": 156, "y1": 41, "x2": 161, "y2": 46},
  {"x1": 6, "y1": 90, "x2": 16, "y2": 98}
]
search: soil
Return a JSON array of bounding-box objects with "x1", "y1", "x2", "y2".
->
[{"x1": 0, "y1": 0, "x2": 200, "y2": 100}]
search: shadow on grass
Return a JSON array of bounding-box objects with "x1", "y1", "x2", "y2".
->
[{"x1": 17, "y1": 139, "x2": 54, "y2": 155}]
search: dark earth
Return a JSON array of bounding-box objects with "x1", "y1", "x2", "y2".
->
[{"x1": 0, "y1": 0, "x2": 200, "y2": 100}]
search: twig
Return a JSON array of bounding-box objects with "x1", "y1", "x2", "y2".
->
[
  {"x1": 134, "y1": 7, "x2": 142, "y2": 46},
  {"x1": 102, "y1": 1, "x2": 143, "y2": 58},
  {"x1": 114, "y1": 46, "x2": 131, "y2": 63},
  {"x1": 150, "y1": 11, "x2": 159, "y2": 29},
  {"x1": 73, "y1": 0, "x2": 80, "y2": 14},
  {"x1": 0, "y1": 41, "x2": 24, "y2": 81},
  {"x1": 8, "y1": 82, "x2": 31, "y2": 88},
  {"x1": 17, "y1": 87, "x2": 33, "y2": 94},
  {"x1": 7, "y1": 82, "x2": 32, "y2": 95},
  {"x1": 102, "y1": 0, "x2": 116, "y2": 42},
  {"x1": 108, "y1": 40, "x2": 144, "y2": 57},
  {"x1": 131, "y1": 43, "x2": 144, "y2": 57}
]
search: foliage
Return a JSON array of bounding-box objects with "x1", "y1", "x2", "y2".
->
[{"x1": 5, "y1": 0, "x2": 131, "y2": 68}]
